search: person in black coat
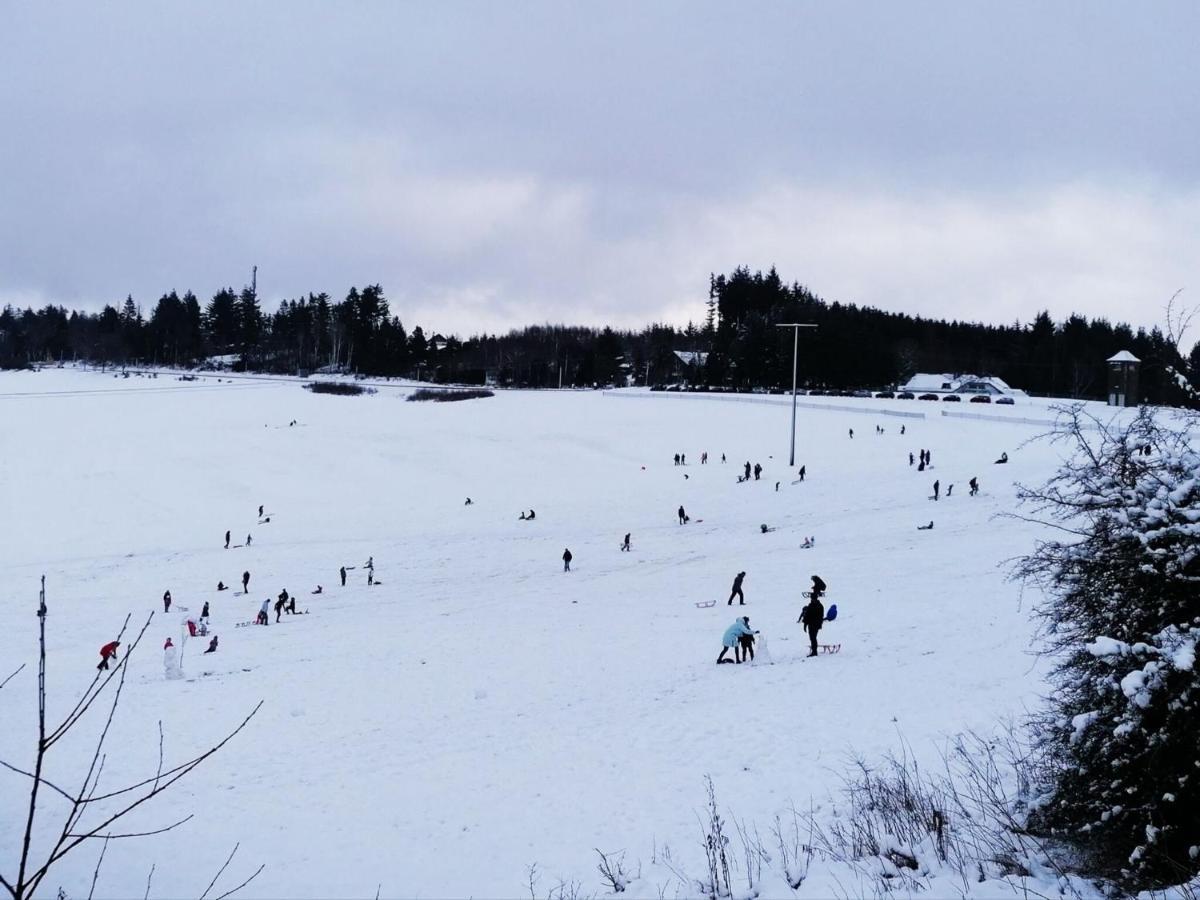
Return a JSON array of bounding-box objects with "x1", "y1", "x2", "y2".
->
[
  {"x1": 340, "y1": 566, "x2": 347, "y2": 586},
  {"x1": 224, "y1": 529, "x2": 231, "y2": 549},
  {"x1": 677, "y1": 505, "x2": 687, "y2": 525},
  {"x1": 162, "y1": 590, "x2": 172, "y2": 613},
  {"x1": 562, "y1": 548, "x2": 573, "y2": 572},
  {"x1": 799, "y1": 594, "x2": 825, "y2": 657},
  {"x1": 728, "y1": 571, "x2": 746, "y2": 605}
]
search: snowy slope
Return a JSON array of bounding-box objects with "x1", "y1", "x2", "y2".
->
[{"x1": 0, "y1": 369, "x2": 1117, "y2": 898}]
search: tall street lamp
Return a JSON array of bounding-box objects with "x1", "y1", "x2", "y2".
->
[{"x1": 775, "y1": 323, "x2": 818, "y2": 467}]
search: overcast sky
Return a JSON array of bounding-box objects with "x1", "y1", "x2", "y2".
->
[{"x1": 1, "y1": 2, "x2": 1196, "y2": 336}]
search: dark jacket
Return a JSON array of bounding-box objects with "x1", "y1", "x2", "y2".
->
[
  {"x1": 563, "y1": 549, "x2": 572, "y2": 562},
  {"x1": 801, "y1": 598, "x2": 825, "y2": 629},
  {"x1": 732, "y1": 572, "x2": 745, "y2": 589}
]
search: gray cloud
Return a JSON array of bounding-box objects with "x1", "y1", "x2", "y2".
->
[{"x1": 1, "y1": 1, "x2": 1197, "y2": 335}]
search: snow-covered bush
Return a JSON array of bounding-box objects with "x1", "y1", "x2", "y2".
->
[{"x1": 1015, "y1": 406, "x2": 1200, "y2": 889}]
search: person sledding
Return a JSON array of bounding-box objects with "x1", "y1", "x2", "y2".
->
[
  {"x1": 799, "y1": 593, "x2": 825, "y2": 658},
  {"x1": 204, "y1": 635, "x2": 219, "y2": 654},
  {"x1": 717, "y1": 617, "x2": 758, "y2": 664},
  {"x1": 994, "y1": 451, "x2": 1008, "y2": 464},
  {"x1": 97, "y1": 640, "x2": 120, "y2": 671}
]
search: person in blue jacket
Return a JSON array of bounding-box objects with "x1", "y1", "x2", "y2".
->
[{"x1": 717, "y1": 616, "x2": 758, "y2": 664}]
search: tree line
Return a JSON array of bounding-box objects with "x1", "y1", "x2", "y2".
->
[{"x1": 1, "y1": 267, "x2": 1196, "y2": 404}]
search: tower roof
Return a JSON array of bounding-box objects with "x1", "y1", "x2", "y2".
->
[{"x1": 1107, "y1": 350, "x2": 1140, "y2": 363}]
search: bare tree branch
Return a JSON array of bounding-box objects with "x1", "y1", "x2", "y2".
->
[
  {"x1": 143, "y1": 864, "x2": 155, "y2": 900},
  {"x1": 87, "y1": 837, "x2": 109, "y2": 900},
  {"x1": 0, "y1": 760, "x2": 77, "y2": 804},
  {"x1": 200, "y1": 843, "x2": 241, "y2": 900},
  {"x1": 0, "y1": 663, "x2": 25, "y2": 692},
  {"x1": 69, "y1": 815, "x2": 194, "y2": 840},
  {"x1": 211, "y1": 864, "x2": 266, "y2": 900}
]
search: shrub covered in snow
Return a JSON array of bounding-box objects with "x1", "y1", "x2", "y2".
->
[{"x1": 1015, "y1": 406, "x2": 1200, "y2": 888}]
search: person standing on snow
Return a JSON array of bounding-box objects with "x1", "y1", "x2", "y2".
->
[
  {"x1": 274, "y1": 596, "x2": 286, "y2": 623},
  {"x1": 242, "y1": 570, "x2": 250, "y2": 593},
  {"x1": 932, "y1": 479, "x2": 940, "y2": 501},
  {"x1": 200, "y1": 601, "x2": 210, "y2": 622},
  {"x1": 562, "y1": 548, "x2": 573, "y2": 572},
  {"x1": 728, "y1": 571, "x2": 746, "y2": 605},
  {"x1": 224, "y1": 529, "x2": 231, "y2": 549},
  {"x1": 800, "y1": 594, "x2": 825, "y2": 657},
  {"x1": 162, "y1": 590, "x2": 172, "y2": 613},
  {"x1": 340, "y1": 566, "x2": 347, "y2": 587},
  {"x1": 753, "y1": 463, "x2": 762, "y2": 481},
  {"x1": 969, "y1": 476, "x2": 979, "y2": 496},
  {"x1": 621, "y1": 533, "x2": 631, "y2": 552},
  {"x1": 246, "y1": 533, "x2": 252, "y2": 547},
  {"x1": 258, "y1": 504, "x2": 264, "y2": 517},
  {"x1": 678, "y1": 505, "x2": 687, "y2": 525},
  {"x1": 798, "y1": 465, "x2": 806, "y2": 482},
  {"x1": 717, "y1": 617, "x2": 757, "y2": 664},
  {"x1": 98, "y1": 640, "x2": 120, "y2": 671},
  {"x1": 743, "y1": 461, "x2": 752, "y2": 481}
]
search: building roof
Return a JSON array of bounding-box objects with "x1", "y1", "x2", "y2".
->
[
  {"x1": 1108, "y1": 350, "x2": 1140, "y2": 363},
  {"x1": 673, "y1": 351, "x2": 709, "y2": 366}
]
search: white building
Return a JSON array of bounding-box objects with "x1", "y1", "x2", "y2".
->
[{"x1": 901, "y1": 373, "x2": 1026, "y2": 396}]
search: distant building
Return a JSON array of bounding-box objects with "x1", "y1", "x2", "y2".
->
[
  {"x1": 672, "y1": 350, "x2": 709, "y2": 382},
  {"x1": 1107, "y1": 350, "x2": 1140, "y2": 407},
  {"x1": 901, "y1": 373, "x2": 1025, "y2": 396}
]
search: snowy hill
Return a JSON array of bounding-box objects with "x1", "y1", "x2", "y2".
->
[{"x1": 0, "y1": 369, "x2": 1128, "y2": 897}]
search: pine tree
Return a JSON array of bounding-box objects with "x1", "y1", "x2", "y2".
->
[{"x1": 1015, "y1": 407, "x2": 1200, "y2": 889}]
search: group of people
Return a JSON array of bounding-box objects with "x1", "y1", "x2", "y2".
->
[
  {"x1": 717, "y1": 574, "x2": 831, "y2": 664},
  {"x1": 98, "y1": 502, "x2": 375, "y2": 676}
]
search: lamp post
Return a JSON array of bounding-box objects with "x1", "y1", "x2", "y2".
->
[{"x1": 775, "y1": 323, "x2": 818, "y2": 467}]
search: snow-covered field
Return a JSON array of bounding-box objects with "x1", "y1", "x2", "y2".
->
[{"x1": 0, "y1": 369, "x2": 1122, "y2": 897}]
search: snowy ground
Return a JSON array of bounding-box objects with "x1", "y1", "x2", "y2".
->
[{"x1": 0, "y1": 369, "x2": 1128, "y2": 898}]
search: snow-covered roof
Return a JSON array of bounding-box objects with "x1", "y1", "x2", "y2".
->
[
  {"x1": 903, "y1": 373, "x2": 1024, "y2": 395},
  {"x1": 902, "y1": 373, "x2": 959, "y2": 391},
  {"x1": 1108, "y1": 350, "x2": 1140, "y2": 363},
  {"x1": 673, "y1": 351, "x2": 708, "y2": 366}
]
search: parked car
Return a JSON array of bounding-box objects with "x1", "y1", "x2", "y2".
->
[
  {"x1": 969, "y1": 394, "x2": 991, "y2": 403},
  {"x1": 996, "y1": 396, "x2": 1015, "y2": 405},
  {"x1": 919, "y1": 393, "x2": 939, "y2": 401},
  {"x1": 875, "y1": 390, "x2": 895, "y2": 399},
  {"x1": 853, "y1": 389, "x2": 871, "y2": 398},
  {"x1": 897, "y1": 391, "x2": 915, "y2": 400},
  {"x1": 942, "y1": 394, "x2": 962, "y2": 402}
]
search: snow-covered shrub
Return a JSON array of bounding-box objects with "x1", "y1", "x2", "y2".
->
[{"x1": 1015, "y1": 406, "x2": 1200, "y2": 889}]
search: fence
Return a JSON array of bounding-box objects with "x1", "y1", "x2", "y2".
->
[{"x1": 602, "y1": 390, "x2": 927, "y2": 419}]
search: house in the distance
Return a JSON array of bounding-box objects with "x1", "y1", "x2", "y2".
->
[
  {"x1": 672, "y1": 350, "x2": 708, "y2": 383},
  {"x1": 902, "y1": 373, "x2": 1025, "y2": 397}
]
